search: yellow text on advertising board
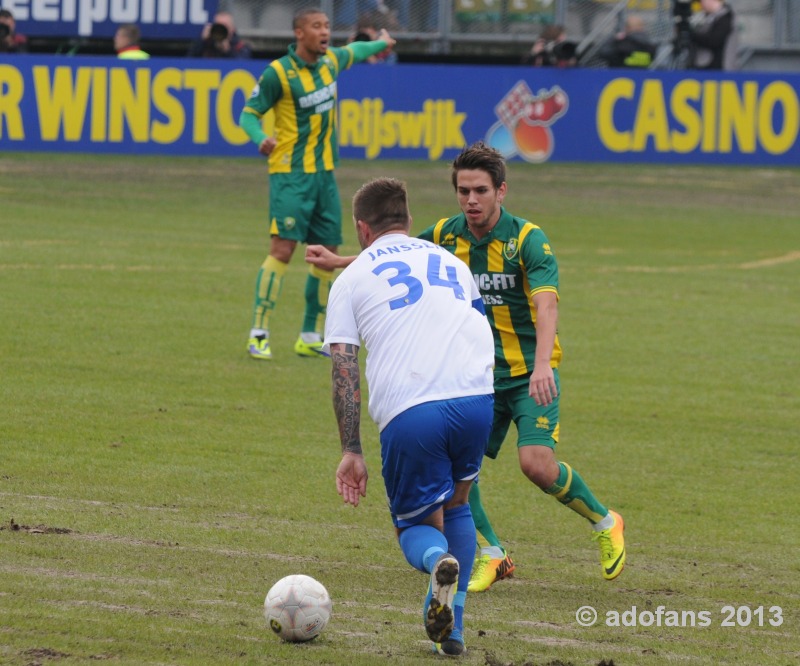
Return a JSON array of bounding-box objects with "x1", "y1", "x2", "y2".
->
[
  {"x1": 597, "y1": 78, "x2": 799, "y2": 155},
  {"x1": 0, "y1": 64, "x2": 467, "y2": 158}
]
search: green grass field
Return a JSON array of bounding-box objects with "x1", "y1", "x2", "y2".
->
[{"x1": 1, "y1": 152, "x2": 798, "y2": 666}]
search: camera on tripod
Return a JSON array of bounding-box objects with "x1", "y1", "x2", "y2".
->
[
  {"x1": 669, "y1": 0, "x2": 695, "y2": 68},
  {"x1": 672, "y1": 0, "x2": 693, "y2": 21}
]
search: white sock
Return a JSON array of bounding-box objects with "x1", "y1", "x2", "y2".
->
[
  {"x1": 250, "y1": 329, "x2": 268, "y2": 339},
  {"x1": 480, "y1": 546, "x2": 505, "y2": 559},
  {"x1": 593, "y1": 513, "x2": 614, "y2": 531}
]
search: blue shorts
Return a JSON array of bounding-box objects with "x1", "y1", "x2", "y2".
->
[{"x1": 379, "y1": 394, "x2": 493, "y2": 529}]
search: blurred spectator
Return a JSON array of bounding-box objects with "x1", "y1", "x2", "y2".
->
[
  {"x1": 597, "y1": 16, "x2": 656, "y2": 68},
  {"x1": 114, "y1": 24, "x2": 150, "y2": 60},
  {"x1": 522, "y1": 25, "x2": 578, "y2": 68},
  {"x1": 337, "y1": 0, "x2": 387, "y2": 29},
  {"x1": 689, "y1": 0, "x2": 737, "y2": 70},
  {"x1": 187, "y1": 11, "x2": 252, "y2": 59},
  {"x1": 385, "y1": 0, "x2": 437, "y2": 31},
  {"x1": 349, "y1": 14, "x2": 398, "y2": 63},
  {"x1": 338, "y1": 0, "x2": 436, "y2": 33},
  {"x1": 0, "y1": 9, "x2": 28, "y2": 53}
]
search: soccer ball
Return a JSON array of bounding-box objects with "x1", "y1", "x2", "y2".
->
[{"x1": 264, "y1": 574, "x2": 332, "y2": 642}]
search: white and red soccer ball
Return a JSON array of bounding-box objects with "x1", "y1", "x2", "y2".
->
[{"x1": 264, "y1": 574, "x2": 332, "y2": 642}]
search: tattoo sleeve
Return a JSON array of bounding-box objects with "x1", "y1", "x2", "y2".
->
[{"x1": 330, "y1": 343, "x2": 362, "y2": 455}]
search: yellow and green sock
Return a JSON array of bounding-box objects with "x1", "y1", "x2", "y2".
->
[
  {"x1": 251, "y1": 255, "x2": 287, "y2": 333},
  {"x1": 302, "y1": 264, "x2": 333, "y2": 334},
  {"x1": 545, "y1": 461, "x2": 608, "y2": 524}
]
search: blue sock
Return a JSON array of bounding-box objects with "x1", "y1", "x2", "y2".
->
[
  {"x1": 452, "y1": 592, "x2": 466, "y2": 639},
  {"x1": 399, "y1": 524, "x2": 448, "y2": 627},
  {"x1": 443, "y1": 503, "x2": 476, "y2": 634},
  {"x1": 399, "y1": 524, "x2": 447, "y2": 573}
]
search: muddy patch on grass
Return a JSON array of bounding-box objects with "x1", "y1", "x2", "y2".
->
[
  {"x1": 22, "y1": 647, "x2": 70, "y2": 663},
  {"x1": 3, "y1": 518, "x2": 72, "y2": 534}
]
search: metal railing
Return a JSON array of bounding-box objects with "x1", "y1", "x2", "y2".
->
[{"x1": 222, "y1": 0, "x2": 800, "y2": 67}]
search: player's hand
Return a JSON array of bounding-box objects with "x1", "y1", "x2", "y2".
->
[
  {"x1": 529, "y1": 365, "x2": 557, "y2": 406},
  {"x1": 336, "y1": 452, "x2": 368, "y2": 506},
  {"x1": 376, "y1": 29, "x2": 396, "y2": 49},
  {"x1": 306, "y1": 245, "x2": 349, "y2": 271},
  {"x1": 306, "y1": 244, "x2": 334, "y2": 267},
  {"x1": 258, "y1": 136, "x2": 276, "y2": 156}
]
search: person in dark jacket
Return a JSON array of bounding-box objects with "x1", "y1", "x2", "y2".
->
[
  {"x1": 187, "y1": 11, "x2": 252, "y2": 59},
  {"x1": 598, "y1": 16, "x2": 656, "y2": 68},
  {"x1": 0, "y1": 9, "x2": 28, "y2": 53},
  {"x1": 522, "y1": 25, "x2": 578, "y2": 68},
  {"x1": 689, "y1": 0, "x2": 736, "y2": 70}
]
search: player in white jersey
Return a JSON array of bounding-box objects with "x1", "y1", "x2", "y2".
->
[{"x1": 323, "y1": 177, "x2": 494, "y2": 657}]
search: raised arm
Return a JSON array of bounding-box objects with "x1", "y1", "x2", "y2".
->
[{"x1": 346, "y1": 29, "x2": 396, "y2": 63}]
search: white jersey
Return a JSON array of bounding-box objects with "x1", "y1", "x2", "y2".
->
[{"x1": 323, "y1": 233, "x2": 494, "y2": 431}]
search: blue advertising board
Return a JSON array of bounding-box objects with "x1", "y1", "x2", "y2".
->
[
  {"x1": 1, "y1": 0, "x2": 217, "y2": 38},
  {"x1": 1, "y1": 55, "x2": 798, "y2": 165}
]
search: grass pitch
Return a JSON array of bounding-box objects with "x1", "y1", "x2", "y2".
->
[{"x1": 1, "y1": 152, "x2": 798, "y2": 665}]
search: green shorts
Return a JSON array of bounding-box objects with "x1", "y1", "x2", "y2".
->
[
  {"x1": 268, "y1": 171, "x2": 343, "y2": 246},
  {"x1": 486, "y1": 369, "x2": 560, "y2": 459}
]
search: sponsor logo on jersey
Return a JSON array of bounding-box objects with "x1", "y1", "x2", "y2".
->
[
  {"x1": 543, "y1": 243, "x2": 553, "y2": 255},
  {"x1": 482, "y1": 294, "x2": 505, "y2": 305},
  {"x1": 474, "y1": 273, "x2": 517, "y2": 291},
  {"x1": 299, "y1": 82, "x2": 337, "y2": 109},
  {"x1": 476, "y1": 271, "x2": 517, "y2": 307}
]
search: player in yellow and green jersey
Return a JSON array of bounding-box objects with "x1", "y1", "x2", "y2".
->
[
  {"x1": 239, "y1": 7, "x2": 396, "y2": 360},
  {"x1": 417, "y1": 142, "x2": 625, "y2": 590},
  {"x1": 306, "y1": 141, "x2": 626, "y2": 589}
]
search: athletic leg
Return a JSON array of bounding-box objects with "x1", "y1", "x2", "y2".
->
[
  {"x1": 247, "y1": 237, "x2": 296, "y2": 360},
  {"x1": 468, "y1": 392, "x2": 515, "y2": 592}
]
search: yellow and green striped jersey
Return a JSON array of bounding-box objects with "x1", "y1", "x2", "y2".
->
[
  {"x1": 418, "y1": 208, "x2": 562, "y2": 379},
  {"x1": 243, "y1": 44, "x2": 355, "y2": 174}
]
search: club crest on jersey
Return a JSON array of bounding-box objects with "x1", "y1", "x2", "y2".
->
[
  {"x1": 503, "y1": 238, "x2": 519, "y2": 260},
  {"x1": 284, "y1": 217, "x2": 296, "y2": 230}
]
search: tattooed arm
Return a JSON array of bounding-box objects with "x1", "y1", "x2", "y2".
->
[
  {"x1": 331, "y1": 342, "x2": 362, "y2": 455},
  {"x1": 330, "y1": 342, "x2": 368, "y2": 506}
]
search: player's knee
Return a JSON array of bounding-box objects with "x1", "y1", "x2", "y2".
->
[
  {"x1": 519, "y1": 447, "x2": 559, "y2": 489},
  {"x1": 270, "y1": 237, "x2": 296, "y2": 263},
  {"x1": 522, "y1": 466, "x2": 554, "y2": 489}
]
